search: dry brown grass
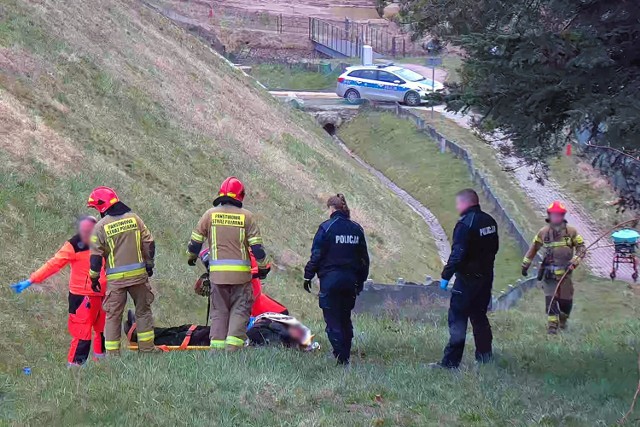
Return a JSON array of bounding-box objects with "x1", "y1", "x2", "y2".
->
[{"x1": 0, "y1": 89, "x2": 80, "y2": 173}]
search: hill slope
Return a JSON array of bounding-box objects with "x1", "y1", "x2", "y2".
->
[
  {"x1": 0, "y1": 0, "x2": 440, "y2": 311},
  {"x1": 2, "y1": 1, "x2": 640, "y2": 426}
]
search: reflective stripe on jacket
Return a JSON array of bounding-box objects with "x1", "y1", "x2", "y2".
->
[
  {"x1": 90, "y1": 212, "x2": 154, "y2": 287},
  {"x1": 30, "y1": 235, "x2": 107, "y2": 296},
  {"x1": 522, "y1": 223, "x2": 585, "y2": 268},
  {"x1": 189, "y1": 204, "x2": 265, "y2": 285}
]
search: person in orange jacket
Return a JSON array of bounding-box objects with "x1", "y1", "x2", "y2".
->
[{"x1": 10, "y1": 216, "x2": 108, "y2": 365}]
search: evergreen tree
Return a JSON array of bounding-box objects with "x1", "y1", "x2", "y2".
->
[{"x1": 401, "y1": 0, "x2": 640, "y2": 160}]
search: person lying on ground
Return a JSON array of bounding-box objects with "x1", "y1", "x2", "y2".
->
[{"x1": 125, "y1": 310, "x2": 318, "y2": 351}]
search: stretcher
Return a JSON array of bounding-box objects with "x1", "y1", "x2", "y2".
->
[{"x1": 126, "y1": 312, "x2": 317, "y2": 351}]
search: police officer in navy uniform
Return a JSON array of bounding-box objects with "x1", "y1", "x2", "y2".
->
[
  {"x1": 431, "y1": 189, "x2": 499, "y2": 369},
  {"x1": 304, "y1": 194, "x2": 370, "y2": 365}
]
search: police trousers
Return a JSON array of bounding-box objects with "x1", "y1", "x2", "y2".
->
[
  {"x1": 319, "y1": 271, "x2": 357, "y2": 364},
  {"x1": 442, "y1": 274, "x2": 493, "y2": 368}
]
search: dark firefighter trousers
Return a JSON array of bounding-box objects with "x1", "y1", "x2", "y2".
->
[
  {"x1": 319, "y1": 271, "x2": 357, "y2": 364},
  {"x1": 442, "y1": 274, "x2": 493, "y2": 368}
]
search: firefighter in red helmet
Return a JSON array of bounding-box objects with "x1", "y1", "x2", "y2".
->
[
  {"x1": 186, "y1": 177, "x2": 271, "y2": 351},
  {"x1": 87, "y1": 186, "x2": 157, "y2": 355},
  {"x1": 522, "y1": 201, "x2": 586, "y2": 334}
]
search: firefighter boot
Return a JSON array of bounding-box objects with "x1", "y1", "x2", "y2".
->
[
  {"x1": 107, "y1": 349, "x2": 121, "y2": 357},
  {"x1": 137, "y1": 339, "x2": 162, "y2": 354},
  {"x1": 547, "y1": 315, "x2": 559, "y2": 335},
  {"x1": 559, "y1": 312, "x2": 569, "y2": 330}
]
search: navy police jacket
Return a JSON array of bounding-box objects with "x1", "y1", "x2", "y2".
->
[
  {"x1": 442, "y1": 205, "x2": 499, "y2": 281},
  {"x1": 304, "y1": 211, "x2": 370, "y2": 283}
]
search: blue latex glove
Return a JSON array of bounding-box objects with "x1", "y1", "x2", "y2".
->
[
  {"x1": 439, "y1": 279, "x2": 449, "y2": 291},
  {"x1": 10, "y1": 279, "x2": 32, "y2": 294}
]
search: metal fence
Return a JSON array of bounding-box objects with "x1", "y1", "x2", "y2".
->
[
  {"x1": 309, "y1": 17, "x2": 363, "y2": 58},
  {"x1": 309, "y1": 17, "x2": 408, "y2": 58}
]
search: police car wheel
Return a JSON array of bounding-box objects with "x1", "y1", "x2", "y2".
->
[
  {"x1": 404, "y1": 91, "x2": 421, "y2": 106},
  {"x1": 345, "y1": 89, "x2": 361, "y2": 104}
]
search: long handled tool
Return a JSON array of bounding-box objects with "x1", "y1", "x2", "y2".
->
[
  {"x1": 547, "y1": 217, "x2": 639, "y2": 317},
  {"x1": 541, "y1": 217, "x2": 639, "y2": 424}
]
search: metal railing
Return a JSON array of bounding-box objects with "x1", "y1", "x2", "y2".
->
[
  {"x1": 309, "y1": 17, "x2": 407, "y2": 58},
  {"x1": 309, "y1": 17, "x2": 363, "y2": 58}
]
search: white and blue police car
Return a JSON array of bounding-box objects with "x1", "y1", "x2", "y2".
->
[{"x1": 336, "y1": 64, "x2": 444, "y2": 106}]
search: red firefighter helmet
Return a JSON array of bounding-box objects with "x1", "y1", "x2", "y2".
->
[
  {"x1": 218, "y1": 177, "x2": 245, "y2": 202},
  {"x1": 87, "y1": 186, "x2": 119, "y2": 214},
  {"x1": 547, "y1": 200, "x2": 567, "y2": 215}
]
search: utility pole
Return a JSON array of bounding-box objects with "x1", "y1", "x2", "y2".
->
[{"x1": 425, "y1": 55, "x2": 442, "y2": 119}]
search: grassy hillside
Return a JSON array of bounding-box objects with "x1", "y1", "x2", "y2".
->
[
  {"x1": 0, "y1": 0, "x2": 441, "y2": 406},
  {"x1": 339, "y1": 111, "x2": 523, "y2": 290},
  {"x1": 2, "y1": 1, "x2": 640, "y2": 426}
]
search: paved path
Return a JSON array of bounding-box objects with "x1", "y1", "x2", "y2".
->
[{"x1": 431, "y1": 107, "x2": 633, "y2": 282}]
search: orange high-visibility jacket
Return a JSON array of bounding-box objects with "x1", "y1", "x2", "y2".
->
[{"x1": 30, "y1": 235, "x2": 107, "y2": 296}]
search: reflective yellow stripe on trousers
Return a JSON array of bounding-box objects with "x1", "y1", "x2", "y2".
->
[
  {"x1": 137, "y1": 330, "x2": 154, "y2": 342},
  {"x1": 105, "y1": 340, "x2": 121, "y2": 351}
]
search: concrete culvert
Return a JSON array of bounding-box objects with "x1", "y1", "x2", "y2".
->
[{"x1": 323, "y1": 123, "x2": 336, "y2": 135}]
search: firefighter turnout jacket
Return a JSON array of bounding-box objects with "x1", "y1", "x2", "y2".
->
[
  {"x1": 187, "y1": 201, "x2": 268, "y2": 285},
  {"x1": 89, "y1": 204, "x2": 155, "y2": 287},
  {"x1": 522, "y1": 223, "x2": 585, "y2": 277},
  {"x1": 441, "y1": 205, "x2": 499, "y2": 281},
  {"x1": 30, "y1": 234, "x2": 107, "y2": 296}
]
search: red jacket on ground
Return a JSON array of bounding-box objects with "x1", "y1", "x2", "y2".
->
[
  {"x1": 30, "y1": 235, "x2": 107, "y2": 296},
  {"x1": 250, "y1": 255, "x2": 287, "y2": 316}
]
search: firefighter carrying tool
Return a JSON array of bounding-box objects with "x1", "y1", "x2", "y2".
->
[
  {"x1": 522, "y1": 201, "x2": 586, "y2": 334},
  {"x1": 87, "y1": 187, "x2": 157, "y2": 355},
  {"x1": 186, "y1": 177, "x2": 271, "y2": 352}
]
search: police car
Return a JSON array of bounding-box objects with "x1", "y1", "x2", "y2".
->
[{"x1": 336, "y1": 64, "x2": 444, "y2": 106}]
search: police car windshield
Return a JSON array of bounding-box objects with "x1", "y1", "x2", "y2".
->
[{"x1": 393, "y1": 68, "x2": 425, "y2": 82}]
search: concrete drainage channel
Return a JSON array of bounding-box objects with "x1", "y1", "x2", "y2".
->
[
  {"x1": 327, "y1": 116, "x2": 542, "y2": 314},
  {"x1": 331, "y1": 134, "x2": 452, "y2": 265},
  {"x1": 277, "y1": 96, "x2": 540, "y2": 315}
]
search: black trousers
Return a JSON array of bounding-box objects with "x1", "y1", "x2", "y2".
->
[
  {"x1": 319, "y1": 271, "x2": 357, "y2": 364},
  {"x1": 441, "y1": 274, "x2": 493, "y2": 368}
]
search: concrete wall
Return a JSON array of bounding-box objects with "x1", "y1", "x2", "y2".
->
[{"x1": 361, "y1": 104, "x2": 542, "y2": 311}]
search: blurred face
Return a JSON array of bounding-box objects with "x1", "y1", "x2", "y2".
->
[
  {"x1": 78, "y1": 219, "x2": 96, "y2": 246},
  {"x1": 549, "y1": 213, "x2": 565, "y2": 225},
  {"x1": 288, "y1": 325, "x2": 305, "y2": 342},
  {"x1": 455, "y1": 196, "x2": 471, "y2": 215}
]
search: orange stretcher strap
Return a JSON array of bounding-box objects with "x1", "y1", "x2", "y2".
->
[
  {"x1": 127, "y1": 322, "x2": 137, "y2": 343},
  {"x1": 179, "y1": 325, "x2": 198, "y2": 350}
]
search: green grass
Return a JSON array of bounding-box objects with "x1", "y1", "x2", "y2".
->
[
  {"x1": 2, "y1": 1, "x2": 640, "y2": 425},
  {"x1": 2, "y1": 275, "x2": 639, "y2": 425},
  {"x1": 419, "y1": 112, "x2": 543, "y2": 237},
  {"x1": 250, "y1": 63, "x2": 342, "y2": 91},
  {"x1": 549, "y1": 155, "x2": 635, "y2": 228},
  {"x1": 339, "y1": 111, "x2": 523, "y2": 290}
]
